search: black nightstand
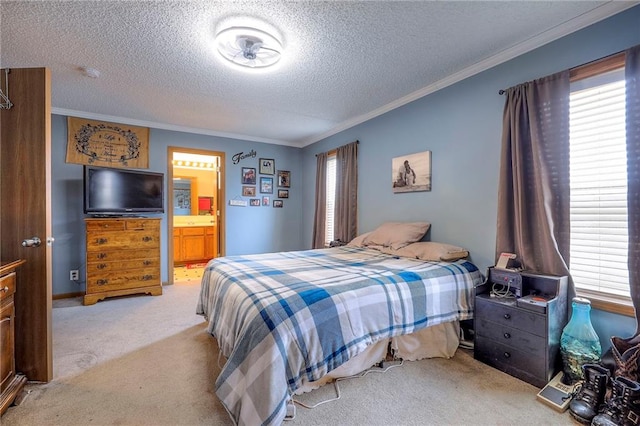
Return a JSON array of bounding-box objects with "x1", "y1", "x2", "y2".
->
[{"x1": 474, "y1": 269, "x2": 568, "y2": 388}]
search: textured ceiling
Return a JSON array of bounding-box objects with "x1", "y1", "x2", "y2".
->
[{"x1": 1, "y1": 1, "x2": 636, "y2": 147}]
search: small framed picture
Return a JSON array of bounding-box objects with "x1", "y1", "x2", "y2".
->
[
  {"x1": 277, "y1": 189, "x2": 289, "y2": 198},
  {"x1": 262, "y1": 196, "x2": 270, "y2": 206},
  {"x1": 242, "y1": 186, "x2": 256, "y2": 197},
  {"x1": 259, "y1": 158, "x2": 275, "y2": 175},
  {"x1": 260, "y1": 177, "x2": 273, "y2": 193},
  {"x1": 249, "y1": 198, "x2": 261, "y2": 206},
  {"x1": 277, "y1": 170, "x2": 290, "y2": 188},
  {"x1": 241, "y1": 167, "x2": 256, "y2": 185},
  {"x1": 273, "y1": 200, "x2": 283, "y2": 208}
]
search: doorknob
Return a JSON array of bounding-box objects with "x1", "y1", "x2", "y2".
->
[{"x1": 22, "y1": 236, "x2": 42, "y2": 247}]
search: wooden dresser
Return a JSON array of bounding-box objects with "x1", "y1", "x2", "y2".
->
[
  {"x1": 1, "y1": 259, "x2": 27, "y2": 416},
  {"x1": 84, "y1": 218, "x2": 162, "y2": 305}
]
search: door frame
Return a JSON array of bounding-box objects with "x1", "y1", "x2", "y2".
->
[{"x1": 167, "y1": 147, "x2": 225, "y2": 285}]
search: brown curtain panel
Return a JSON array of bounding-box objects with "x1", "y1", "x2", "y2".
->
[
  {"x1": 626, "y1": 45, "x2": 640, "y2": 332},
  {"x1": 495, "y1": 71, "x2": 572, "y2": 282},
  {"x1": 334, "y1": 141, "x2": 358, "y2": 243},
  {"x1": 312, "y1": 152, "x2": 328, "y2": 249}
]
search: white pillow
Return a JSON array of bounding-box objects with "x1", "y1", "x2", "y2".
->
[
  {"x1": 395, "y1": 241, "x2": 469, "y2": 261},
  {"x1": 363, "y1": 222, "x2": 430, "y2": 250}
]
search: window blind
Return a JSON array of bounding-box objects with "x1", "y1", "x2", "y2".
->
[
  {"x1": 569, "y1": 69, "x2": 629, "y2": 297},
  {"x1": 325, "y1": 155, "x2": 337, "y2": 246}
]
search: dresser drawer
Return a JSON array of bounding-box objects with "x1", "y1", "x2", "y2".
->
[
  {"x1": 86, "y1": 258, "x2": 159, "y2": 274},
  {"x1": 86, "y1": 268, "x2": 160, "y2": 292},
  {"x1": 475, "y1": 318, "x2": 546, "y2": 357},
  {"x1": 0, "y1": 272, "x2": 16, "y2": 303},
  {"x1": 86, "y1": 248, "x2": 159, "y2": 262},
  {"x1": 85, "y1": 220, "x2": 126, "y2": 232},
  {"x1": 476, "y1": 297, "x2": 546, "y2": 337},
  {"x1": 86, "y1": 231, "x2": 160, "y2": 250},
  {"x1": 475, "y1": 336, "x2": 547, "y2": 382},
  {"x1": 125, "y1": 219, "x2": 160, "y2": 231}
]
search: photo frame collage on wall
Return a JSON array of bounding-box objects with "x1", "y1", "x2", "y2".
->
[{"x1": 241, "y1": 158, "x2": 291, "y2": 208}]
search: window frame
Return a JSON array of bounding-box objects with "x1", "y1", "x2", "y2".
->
[
  {"x1": 569, "y1": 52, "x2": 632, "y2": 316},
  {"x1": 324, "y1": 150, "x2": 337, "y2": 247}
]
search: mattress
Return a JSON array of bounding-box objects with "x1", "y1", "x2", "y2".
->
[{"x1": 197, "y1": 246, "x2": 483, "y2": 425}]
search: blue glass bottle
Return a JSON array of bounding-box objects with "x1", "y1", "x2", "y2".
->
[{"x1": 560, "y1": 297, "x2": 602, "y2": 383}]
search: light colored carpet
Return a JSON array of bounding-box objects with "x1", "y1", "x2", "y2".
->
[{"x1": 2, "y1": 280, "x2": 573, "y2": 425}]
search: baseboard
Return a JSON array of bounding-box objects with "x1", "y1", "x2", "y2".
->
[{"x1": 52, "y1": 291, "x2": 84, "y2": 300}]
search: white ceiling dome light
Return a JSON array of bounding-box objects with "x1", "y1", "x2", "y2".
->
[{"x1": 215, "y1": 26, "x2": 283, "y2": 69}]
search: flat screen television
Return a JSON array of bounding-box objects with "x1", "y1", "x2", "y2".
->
[{"x1": 84, "y1": 166, "x2": 164, "y2": 215}]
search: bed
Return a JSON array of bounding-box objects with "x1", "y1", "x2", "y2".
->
[{"x1": 197, "y1": 223, "x2": 483, "y2": 426}]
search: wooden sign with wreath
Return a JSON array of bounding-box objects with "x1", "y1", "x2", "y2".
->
[{"x1": 66, "y1": 117, "x2": 149, "y2": 168}]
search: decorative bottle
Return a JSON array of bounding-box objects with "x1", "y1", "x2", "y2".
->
[{"x1": 560, "y1": 297, "x2": 602, "y2": 383}]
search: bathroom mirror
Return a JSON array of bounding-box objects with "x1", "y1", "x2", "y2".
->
[{"x1": 173, "y1": 177, "x2": 197, "y2": 215}]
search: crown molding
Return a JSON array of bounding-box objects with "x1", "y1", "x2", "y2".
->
[
  {"x1": 51, "y1": 108, "x2": 298, "y2": 147},
  {"x1": 298, "y1": 1, "x2": 638, "y2": 147}
]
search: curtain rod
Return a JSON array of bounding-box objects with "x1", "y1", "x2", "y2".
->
[
  {"x1": 498, "y1": 46, "x2": 630, "y2": 96},
  {"x1": 315, "y1": 140, "x2": 359, "y2": 157}
]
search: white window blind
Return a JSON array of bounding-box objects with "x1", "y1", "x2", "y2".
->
[
  {"x1": 325, "y1": 155, "x2": 337, "y2": 246},
  {"x1": 569, "y1": 68, "x2": 629, "y2": 297}
]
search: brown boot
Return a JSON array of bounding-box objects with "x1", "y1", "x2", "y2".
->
[
  {"x1": 569, "y1": 364, "x2": 611, "y2": 424},
  {"x1": 602, "y1": 336, "x2": 640, "y2": 382},
  {"x1": 592, "y1": 376, "x2": 640, "y2": 426}
]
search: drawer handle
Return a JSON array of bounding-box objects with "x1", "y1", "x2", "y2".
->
[
  {"x1": 1, "y1": 286, "x2": 8, "y2": 293},
  {"x1": 503, "y1": 352, "x2": 511, "y2": 359},
  {"x1": 97, "y1": 264, "x2": 107, "y2": 270},
  {"x1": 141, "y1": 274, "x2": 153, "y2": 281},
  {"x1": 142, "y1": 236, "x2": 153, "y2": 242},
  {"x1": 503, "y1": 313, "x2": 511, "y2": 320},
  {"x1": 97, "y1": 253, "x2": 107, "y2": 259},
  {"x1": 143, "y1": 260, "x2": 152, "y2": 266},
  {"x1": 503, "y1": 332, "x2": 511, "y2": 339},
  {"x1": 97, "y1": 279, "x2": 108, "y2": 285},
  {"x1": 96, "y1": 238, "x2": 108, "y2": 245}
]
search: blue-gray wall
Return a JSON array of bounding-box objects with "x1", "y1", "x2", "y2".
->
[
  {"x1": 52, "y1": 116, "x2": 303, "y2": 295},
  {"x1": 300, "y1": 6, "x2": 640, "y2": 351},
  {"x1": 52, "y1": 6, "x2": 640, "y2": 351}
]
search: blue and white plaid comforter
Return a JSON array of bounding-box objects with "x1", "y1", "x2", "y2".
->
[{"x1": 196, "y1": 247, "x2": 482, "y2": 426}]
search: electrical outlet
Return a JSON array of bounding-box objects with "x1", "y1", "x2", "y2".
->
[{"x1": 70, "y1": 270, "x2": 79, "y2": 281}]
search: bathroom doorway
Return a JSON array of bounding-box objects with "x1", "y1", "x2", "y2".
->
[{"x1": 167, "y1": 147, "x2": 225, "y2": 285}]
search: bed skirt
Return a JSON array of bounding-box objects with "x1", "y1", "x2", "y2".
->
[{"x1": 295, "y1": 320, "x2": 460, "y2": 394}]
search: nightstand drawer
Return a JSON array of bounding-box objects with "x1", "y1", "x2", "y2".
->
[
  {"x1": 475, "y1": 318, "x2": 546, "y2": 357},
  {"x1": 475, "y1": 337, "x2": 547, "y2": 382},
  {"x1": 476, "y1": 297, "x2": 546, "y2": 337}
]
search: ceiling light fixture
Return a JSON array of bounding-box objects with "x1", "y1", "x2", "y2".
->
[{"x1": 215, "y1": 26, "x2": 282, "y2": 69}]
